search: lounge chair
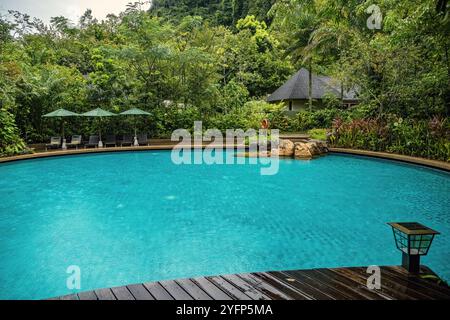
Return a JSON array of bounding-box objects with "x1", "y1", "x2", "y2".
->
[
  {"x1": 138, "y1": 134, "x2": 149, "y2": 146},
  {"x1": 45, "y1": 137, "x2": 61, "y2": 151},
  {"x1": 121, "y1": 135, "x2": 133, "y2": 147},
  {"x1": 67, "y1": 135, "x2": 82, "y2": 149},
  {"x1": 85, "y1": 135, "x2": 99, "y2": 148},
  {"x1": 104, "y1": 135, "x2": 117, "y2": 147}
]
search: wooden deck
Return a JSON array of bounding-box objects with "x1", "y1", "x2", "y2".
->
[{"x1": 52, "y1": 266, "x2": 450, "y2": 300}]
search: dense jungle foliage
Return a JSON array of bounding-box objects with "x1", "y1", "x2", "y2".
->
[{"x1": 0, "y1": 0, "x2": 449, "y2": 160}]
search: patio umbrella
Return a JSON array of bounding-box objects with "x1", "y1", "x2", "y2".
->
[
  {"x1": 42, "y1": 108, "x2": 80, "y2": 150},
  {"x1": 120, "y1": 108, "x2": 151, "y2": 146},
  {"x1": 81, "y1": 108, "x2": 116, "y2": 148}
]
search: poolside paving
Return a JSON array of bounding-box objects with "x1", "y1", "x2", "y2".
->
[
  {"x1": 2, "y1": 144, "x2": 449, "y2": 173},
  {"x1": 51, "y1": 266, "x2": 450, "y2": 300},
  {"x1": 329, "y1": 148, "x2": 450, "y2": 172},
  {"x1": 0, "y1": 143, "x2": 242, "y2": 163}
]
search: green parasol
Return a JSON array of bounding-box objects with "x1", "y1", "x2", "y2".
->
[
  {"x1": 82, "y1": 108, "x2": 116, "y2": 147},
  {"x1": 120, "y1": 108, "x2": 151, "y2": 146},
  {"x1": 42, "y1": 108, "x2": 80, "y2": 149},
  {"x1": 43, "y1": 108, "x2": 79, "y2": 118},
  {"x1": 82, "y1": 108, "x2": 117, "y2": 117}
]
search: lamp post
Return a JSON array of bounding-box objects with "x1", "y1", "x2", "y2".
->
[{"x1": 388, "y1": 222, "x2": 440, "y2": 273}]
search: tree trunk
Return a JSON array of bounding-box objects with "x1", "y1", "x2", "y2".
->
[
  {"x1": 308, "y1": 59, "x2": 313, "y2": 112},
  {"x1": 445, "y1": 43, "x2": 450, "y2": 116}
]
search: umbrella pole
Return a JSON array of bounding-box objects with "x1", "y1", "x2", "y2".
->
[
  {"x1": 62, "y1": 120, "x2": 67, "y2": 150},
  {"x1": 134, "y1": 116, "x2": 139, "y2": 146},
  {"x1": 98, "y1": 118, "x2": 103, "y2": 148}
]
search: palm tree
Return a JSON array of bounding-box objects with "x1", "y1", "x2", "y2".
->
[
  {"x1": 272, "y1": 0, "x2": 362, "y2": 109},
  {"x1": 271, "y1": 0, "x2": 321, "y2": 111}
]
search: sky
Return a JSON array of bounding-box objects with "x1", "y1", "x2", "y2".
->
[{"x1": 0, "y1": 0, "x2": 151, "y2": 24}]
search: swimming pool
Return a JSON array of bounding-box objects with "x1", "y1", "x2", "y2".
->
[{"x1": 0, "y1": 151, "x2": 449, "y2": 299}]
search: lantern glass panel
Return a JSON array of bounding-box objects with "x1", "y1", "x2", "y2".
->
[
  {"x1": 410, "y1": 234, "x2": 433, "y2": 255},
  {"x1": 393, "y1": 229, "x2": 408, "y2": 254}
]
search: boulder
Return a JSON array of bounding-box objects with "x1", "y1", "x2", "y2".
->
[
  {"x1": 310, "y1": 139, "x2": 329, "y2": 154},
  {"x1": 294, "y1": 142, "x2": 313, "y2": 159},
  {"x1": 276, "y1": 139, "x2": 295, "y2": 156},
  {"x1": 272, "y1": 139, "x2": 328, "y2": 159},
  {"x1": 258, "y1": 150, "x2": 271, "y2": 158},
  {"x1": 305, "y1": 142, "x2": 321, "y2": 156},
  {"x1": 235, "y1": 151, "x2": 272, "y2": 158},
  {"x1": 270, "y1": 148, "x2": 279, "y2": 157}
]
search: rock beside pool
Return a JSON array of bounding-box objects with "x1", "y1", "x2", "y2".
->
[
  {"x1": 277, "y1": 139, "x2": 295, "y2": 156},
  {"x1": 311, "y1": 140, "x2": 329, "y2": 154},
  {"x1": 294, "y1": 142, "x2": 313, "y2": 159},
  {"x1": 294, "y1": 141, "x2": 328, "y2": 159},
  {"x1": 258, "y1": 150, "x2": 271, "y2": 157},
  {"x1": 236, "y1": 151, "x2": 272, "y2": 158},
  {"x1": 270, "y1": 148, "x2": 279, "y2": 157},
  {"x1": 306, "y1": 142, "x2": 320, "y2": 155},
  {"x1": 242, "y1": 138, "x2": 328, "y2": 160}
]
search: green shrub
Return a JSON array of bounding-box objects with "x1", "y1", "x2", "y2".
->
[
  {"x1": 308, "y1": 128, "x2": 327, "y2": 140},
  {"x1": 280, "y1": 108, "x2": 347, "y2": 132},
  {"x1": 330, "y1": 116, "x2": 450, "y2": 161},
  {"x1": 0, "y1": 107, "x2": 27, "y2": 156}
]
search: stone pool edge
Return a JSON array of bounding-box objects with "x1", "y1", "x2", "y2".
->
[
  {"x1": 329, "y1": 148, "x2": 450, "y2": 172},
  {"x1": 1, "y1": 145, "x2": 449, "y2": 172}
]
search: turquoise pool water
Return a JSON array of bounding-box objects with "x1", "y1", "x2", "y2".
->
[{"x1": 0, "y1": 151, "x2": 449, "y2": 299}]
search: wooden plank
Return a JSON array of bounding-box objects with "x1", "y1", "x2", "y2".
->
[
  {"x1": 176, "y1": 279, "x2": 213, "y2": 300},
  {"x1": 332, "y1": 268, "x2": 420, "y2": 300},
  {"x1": 384, "y1": 266, "x2": 450, "y2": 299},
  {"x1": 159, "y1": 280, "x2": 193, "y2": 300},
  {"x1": 270, "y1": 271, "x2": 335, "y2": 300},
  {"x1": 207, "y1": 276, "x2": 253, "y2": 300},
  {"x1": 192, "y1": 277, "x2": 233, "y2": 300},
  {"x1": 94, "y1": 288, "x2": 116, "y2": 300},
  {"x1": 294, "y1": 269, "x2": 371, "y2": 300},
  {"x1": 77, "y1": 291, "x2": 98, "y2": 300},
  {"x1": 282, "y1": 270, "x2": 346, "y2": 300},
  {"x1": 378, "y1": 268, "x2": 443, "y2": 299},
  {"x1": 254, "y1": 272, "x2": 312, "y2": 300},
  {"x1": 238, "y1": 273, "x2": 294, "y2": 300},
  {"x1": 127, "y1": 284, "x2": 155, "y2": 300},
  {"x1": 222, "y1": 274, "x2": 271, "y2": 300},
  {"x1": 143, "y1": 282, "x2": 174, "y2": 300},
  {"x1": 51, "y1": 265, "x2": 450, "y2": 301},
  {"x1": 59, "y1": 294, "x2": 79, "y2": 300},
  {"x1": 346, "y1": 267, "x2": 433, "y2": 300},
  {"x1": 331, "y1": 268, "x2": 401, "y2": 300},
  {"x1": 315, "y1": 269, "x2": 392, "y2": 300},
  {"x1": 111, "y1": 286, "x2": 135, "y2": 300}
]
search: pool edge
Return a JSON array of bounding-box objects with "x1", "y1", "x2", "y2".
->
[
  {"x1": 1, "y1": 146, "x2": 449, "y2": 172},
  {"x1": 329, "y1": 148, "x2": 450, "y2": 172}
]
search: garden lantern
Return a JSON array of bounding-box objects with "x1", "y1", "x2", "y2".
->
[{"x1": 388, "y1": 222, "x2": 439, "y2": 273}]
